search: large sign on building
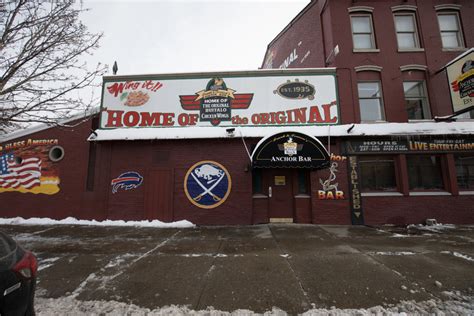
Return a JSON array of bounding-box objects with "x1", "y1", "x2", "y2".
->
[
  {"x1": 99, "y1": 69, "x2": 338, "y2": 129},
  {"x1": 446, "y1": 49, "x2": 473, "y2": 113}
]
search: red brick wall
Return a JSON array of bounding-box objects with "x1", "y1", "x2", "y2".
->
[
  {"x1": 0, "y1": 118, "x2": 95, "y2": 220},
  {"x1": 363, "y1": 196, "x2": 474, "y2": 225},
  {"x1": 102, "y1": 139, "x2": 254, "y2": 225}
]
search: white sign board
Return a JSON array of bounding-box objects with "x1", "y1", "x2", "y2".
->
[
  {"x1": 100, "y1": 70, "x2": 339, "y2": 129},
  {"x1": 446, "y1": 50, "x2": 474, "y2": 112}
]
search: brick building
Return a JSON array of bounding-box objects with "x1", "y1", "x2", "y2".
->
[
  {"x1": 261, "y1": 0, "x2": 474, "y2": 224},
  {"x1": 0, "y1": 0, "x2": 473, "y2": 225}
]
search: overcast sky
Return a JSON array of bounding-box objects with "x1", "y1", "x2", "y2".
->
[{"x1": 80, "y1": 0, "x2": 310, "y2": 76}]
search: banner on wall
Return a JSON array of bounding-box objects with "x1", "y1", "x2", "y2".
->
[
  {"x1": 344, "y1": 138, "x2": 474, "y2": 154},
  {"x1": 446, "y1": 49, "x2": 473, "y2": 113},
  {"x1": 0, "y1": 139, "x2": 61, "y2": 194},
  {"x1": 100, "y1": 69, "x2": 339, "y2": 129}
]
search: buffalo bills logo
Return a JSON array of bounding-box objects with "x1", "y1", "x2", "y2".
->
[
  {"x1": 111, "y1": 171, "x2": 143, "y2": 194},
  {"x1": 184, "y1": 161, "x2": 231, "y2": 209}
]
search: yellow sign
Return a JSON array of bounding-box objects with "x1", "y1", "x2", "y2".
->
[{"x1": 274, "y1": 176, "x2": 286, "y2": 186}]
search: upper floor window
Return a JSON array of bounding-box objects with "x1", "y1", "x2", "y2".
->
[
  {"x1": 357, "y1": 81, "x2": 385, "y2": 121},
  {"x1": 394, "y1": 13, "x2": 420, "y2": 49},
  {"x1": 351, "y1": 15, "x2": 376, "y2": 50},
  {"x1": 403, "y1": 81, "x2": 430, "y2": 120},
  {"x1": 437, "y1": 12, "x2": 464, "y2": 49}
]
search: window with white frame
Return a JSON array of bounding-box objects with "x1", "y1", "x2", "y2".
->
[
  {"x1": 403, "y1": 81, "x2": 430, "y2": 120},
  {"x1": 437, "y1": 12, "x2": 464, "y2": 49},
  {"x1": 357, "y1": 81, "x2": 385, "y2": 121},
  {"x1": 394, "y1": 13, "x2": 420, "y2": 49},
  {"x1": 351, "y1": 15, "x2": 376, "y2": 50}
]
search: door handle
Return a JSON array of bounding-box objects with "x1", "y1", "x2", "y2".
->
[{"x1": 268, "y1": 186, "x2": 272, "y2": 198}]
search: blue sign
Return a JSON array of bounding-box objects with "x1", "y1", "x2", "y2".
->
[
  {"x1": 111, "y1": 171, "x2": 143, "y2": 194},
  {"x1": 184, "y1": 161, "x2": 231, "y2": 209}
]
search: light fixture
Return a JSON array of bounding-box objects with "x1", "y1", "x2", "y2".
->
[{"x1": 226, "y1": 128, "x2": 235, "y2": 137}]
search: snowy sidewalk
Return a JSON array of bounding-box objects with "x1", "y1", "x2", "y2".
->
[{"x1": 1, "y1": 222, "x2": 473, "y2": 315}]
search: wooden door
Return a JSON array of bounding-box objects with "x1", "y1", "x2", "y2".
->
[
  {"x1": 265, "y1": 169, "x2": 294, "y2": 221},
  {"x1": 144, "y1": 169, "x2": 173, "y2": 222}
]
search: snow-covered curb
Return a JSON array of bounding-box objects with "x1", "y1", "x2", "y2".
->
[
  {"x1": 34, "y1": 294, "x2": 474, "y2": 316},
  {"x1": 0, "y1": 216, "x2": 195, "y2": 228}
]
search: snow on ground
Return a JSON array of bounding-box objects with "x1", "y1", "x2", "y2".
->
[
  {"x1": 0, "y1": 216, "x2": 195, "y2": 228},
  {"x1": 441, "y1": 251, "x2": 474, "y2": 262},
  {"x1": 35, "y1": 294, "x2": 474, "y2": 316},
  {"x1": 407, "y1": 223, "x2": 456, "y2": 233}
]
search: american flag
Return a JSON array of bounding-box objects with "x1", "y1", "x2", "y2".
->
[{"x1": 0, "y1": 153, "x2": 42, "y2": 189}]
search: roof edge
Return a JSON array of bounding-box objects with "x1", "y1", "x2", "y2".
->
[{"x1": 0, "y1": 108, "x2": 100, "y2": 143}]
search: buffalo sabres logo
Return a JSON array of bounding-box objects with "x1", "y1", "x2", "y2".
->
[
  {"x1": 111, "y1": 171, "x2": 143, "y2": 194},
  {"x1": 184, "y1": 161, "x2": 231, "y2": 209}
]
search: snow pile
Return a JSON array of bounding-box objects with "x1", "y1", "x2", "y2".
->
[
  {"x1": 407, "y1": 223, "x2": 456, "y2": 233},
  {"x1": 34, "y1": 295, "x2": 474, "y2": 316},
  {"x1": 441, "y1": 251, "x2": 474, "y2": 262},
  {"x1": 0, "y1": 216, "x2": 195, "y2": 228}
]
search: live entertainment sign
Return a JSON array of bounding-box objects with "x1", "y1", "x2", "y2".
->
[
  {"x1": 344, "y1": 138, "x2": 474, "y2": 154},
  {"x1": 99, "y1": 69, "x2": 339, "y2": 129}
]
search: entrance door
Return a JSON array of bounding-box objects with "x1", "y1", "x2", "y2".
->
[
  {"x1": 265, "y1": 169, "x2": 294, "y2": 222},
  {"x1": 144, "y1": 169, "x2": 173, "y2": 222}
]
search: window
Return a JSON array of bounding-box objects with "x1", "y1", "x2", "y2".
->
[
  {"x1": 359, "y1": 156, "x2": 397, "y2": 191},
  {"x1": 394, "y1": 14, "x2": 420, "y2": 49},
  {"x1": 437, "y1": 12, "x2": 464, "y2": 49},
  {"x1": 252, "y1": 168, "x2": 263, "y2": 194},
  {"x1": 455, "y1": 155, "x2": 474, "y2": 190},
  {"x1": 357, "y1": 82, "x2": 385, "y2": 121},
  {"x1": 407, "y1": 155, "x2": 444, "y2": 190},
  {"x1": 297, "y1": 170, "x2": 310, "y2": 194},
  {"x1": 403, "y1": 81, "x2": 430, "y2": 120},
  {"x1": 351, "y1": 15, "x2": 376, "y2": 49}
]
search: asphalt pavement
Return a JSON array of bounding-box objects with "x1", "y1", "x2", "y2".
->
[{"x1": 1, "y1": 223, "x2": 473, "y2": 314}]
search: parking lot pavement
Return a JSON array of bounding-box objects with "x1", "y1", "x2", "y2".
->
[{"x1": 1, "y1": 224, "x2": 473, "y2": 314}]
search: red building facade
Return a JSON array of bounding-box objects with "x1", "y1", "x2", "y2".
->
[{"x1": 0, "y1": 0, "x2": 473, "y2": 225}]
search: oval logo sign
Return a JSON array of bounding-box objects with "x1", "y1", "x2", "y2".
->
[
  {"x1": 184, "y1": 161, "x2": 231, "y2": 209},
  {"x1": 274, "y1": 80, "x2": 315, "y2": 100}
]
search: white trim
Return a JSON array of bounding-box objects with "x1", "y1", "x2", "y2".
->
[
  {"x1": 269, "y1": 218, "x2": 293, "y2": 223},
  {"x1": 398, "y1": 48, "x2": 425, "y2": 53},
  {"x1": 252, "y1": 194, "x2": 268, "y2": 199},
  {"x1": 353, "y1": 49, "x2": 380, "y2": 53},
  {"x1": 434, "y1": 4, "x2": 461, "y2": 11},
  {"x1": 362, "y1": 192, "x2": 403, "y2": 197},
  {"x1": 459, "y1": 191, "x2": 474, "y2": 196},
  {"x1": 355, "y1": 65, "x2": 382, "y2": 72},
  {"x1": 90, "y1": 121, "x2": 474, "y2": 141},
  {"x1": 348, "y1": 6, "x2": 374, "y2": 13},
  {"x1": 409, "y1": 192, "x2": 452, "y2": 196},
  {"x1": 391, "y1": 5, "x2": 417, "y2": 12},
  {"x1": 294, "y1": 194, "x2": 311, "y2": 199},
  {"x1": 400, "y1": 64, "x2": 428, "y2": 72}
]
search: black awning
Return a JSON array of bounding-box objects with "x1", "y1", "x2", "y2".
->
[{"x1": 251, "y1": 131, "x2": 330, "y2": 169}]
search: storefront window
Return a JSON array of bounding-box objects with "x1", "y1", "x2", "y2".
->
[
  {"x1": 455, "y1": 155, "x2": 474, "y2": 190},
  {"x1": 359, "y1": 156, "x2": 397, "y2": 191},
  {"x1": 407, "y1": 155, "x2": 444, "y2": 190}
]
